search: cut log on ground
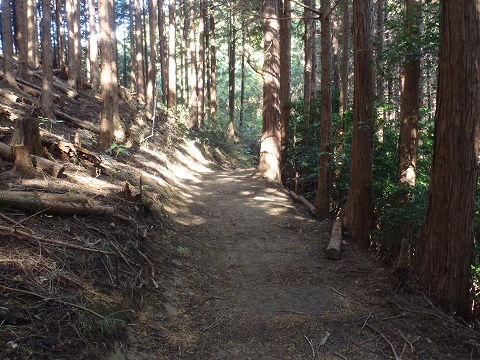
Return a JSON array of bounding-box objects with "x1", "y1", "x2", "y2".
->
[
  {"x1": 54, "y1": 110, "x2": 100, "y2": 133},
  {"x1": 325, "y1": 220, "x2": 343, "y2": 260},
  {"x1": 289, "y1": 190, "x2": 317, "y2": 215},
  {"x1": 0, "y1": 191, "x2": 114, "y2": 216},
  {"x1": 0, "y1": 88, "x2": 38, "y2": 106},
  {"x1": 0, "y1": 142, "x2": 65, "y2": 177}
]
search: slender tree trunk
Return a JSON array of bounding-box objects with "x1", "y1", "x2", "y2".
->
[
  {"x1": 413, "y1": 0, "x2": 480, "y2": 320},
  {"x1": 134, "y1": 0, "x2": 146, "y2": 103},
  {"x1": 15, "y1": 0, "x2": 28, "y2": 78},
  {"x1": 279, "y1": 0, "x2": 291, "y2": 180},
  {"x1": 27, "y1": 0, "x2": 39, "y2": 67},
  {"x1": 146, "y1": 0, "x2": 157, "y2": 107},
  {"x1": 239, "y1": 15, "x2": 246, "y2": 132},
  {"x1": 315, "y1": 0, "x2": 332, "y2": 219},
  {"x1": 2, "y1": 0, "x2": 15, "y2": 84},
  {"x1": 303, "y1": 0, "x2": 314, "y2": 142},
  {"x1": 55, "y1": 0, "x2": 66, "y2": 69},
  {"x1": 397, "y1": 0, "x2": 421, "y2": 186},
  {"x1": 339, "y1": 0, "x2": 349, "y2": 118},
  {"x1": 209, "y1": 0, "x2": 218, "y2": 125},
  {"x1": 188, "y1": 0, "x2": 198, "y2": 126},
  {"x1": 376, "y1": 0, "x2": 385, "y2": 115},
  {"x1": 167, "y1": 0, "x2": 177, "y2": 109},
  {"x1": 342, "y1": 0, "x2": 375, "y2": 248},
  {"x1": 157, "y1": 2, "x2": 167, "y2": 104},
  {"x1": 257, "y1": 0, "x2": 281, "y2": 183},
  {"x1": 99, "y1": 0, "x2": 120, "y2": 150},
  {"x1": 88, "y1": 0, "x2": 100, "y2": 89},
  {"x1": 228, "y1": 9, "x2": 236, "y2": 138},
  {"x1": 197, "y1": 0, "x2": 206, "y2": 127},
  {"x1": 41, "y1": 0, "x2": 55, "y2": 120},
  {"x1": 309, "y1": 0, "x2": 317, "y2": 111},
  {"x1": 129, "y1": 0, "x2": 136, "y2": 92},
  {"x1": 66, "y1": 0, "x2": 81, "y2": 88}
]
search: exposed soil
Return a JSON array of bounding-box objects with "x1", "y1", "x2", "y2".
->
[{"x1": 114, "y1": 163, "x2": 480, "y2": 360}]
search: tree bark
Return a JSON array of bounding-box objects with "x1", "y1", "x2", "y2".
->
[
  {"x1": 339, "y1": 0, "x2": 349, "y2": 119},
  {"x1": 88, "y1": 0, "x2": 100, "y2": 89},
  {"x1": 209, "y1": 1, "x2": 218, "y2": 125},
  {"x1": 27, "y1": 0, "x2": 39, "y2": 67},
  {"x1": 15, "y1": 0, "x2": 28, "y2": 78},
  {"x1": 146, "y1": 0, "x2": 157, "y2": 107},
  {"x1": 413, "y1": 0, "x2": 480, "y2": 320},
  {"x1": 41, "y1": 0, "x2": 55, "y2": 120},
  {"x1": 227, "y1": 9, "x2": 236, "y2": 138},
  {"x1": 315, "y1": 0, "x2": 333, "y2": 219},
  {"x1": 197, "y1": 0, "x2": 206, "y2": 128},
  {"x1": 342, "y1": 0, "x2": 375, "y2": 248},
  {"x1": 167, "y1": 0, "x2": 177, "y2": 109},
  {"x1": 66, "y1": 0, "x2": 81, "y2": 88},
  {"x1": 188, "y1": 0, "x2": 198, "y2": 127},
  {"x1": 54, "y1": 0, "x2": 66, "y2": 69},
  {"x1": 303, "y1": 0, "x2": 315, "y2": 143},
  {"x1": 257, "y1": 0, "x2": 281, "y2": 183},
  {"x1": 1, "y1": 0, "x2": 16, "y2": 85},
  {"x1": 158, "y1": 2, "x2": 168, "y2": 104},
  {"x1": 134, "y1": 0, "x2": 146, "y2": 103},
  {"x1": 326, "y1": 220, "x2": 342, "y2": 260}
]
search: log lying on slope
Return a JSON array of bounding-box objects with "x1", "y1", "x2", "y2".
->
[
  {"x1": 0, "y1": 142, "x2": 65, "y2": 178},
  {"x1": 0, "y1": 191, "x2": 114, "y2": 216},
  {"x1": 289, "y1": 190, "x2": 317, "y2": 215},
  {"x1": 325, "y1": 219, "x2": 343, "y2": 260}
]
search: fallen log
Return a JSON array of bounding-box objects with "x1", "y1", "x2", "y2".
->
[
  {"x1": 0, "y1": 88, "x2": 38, "y2": 106},
  {"x1": 0, "y1": 191, "x2": 114, "y2": 216},
  {"x1": 325, "y1": 219, "x2": 343, "y2": 260},
  {"x1": 29, "y1": 71, "x2": 78, "y2": 98},
  {"x1": 0, "y1": 142, "x2": 65, "y2": 178},
  {"x1": 289, "y1": 190, "x2": 317, "y2": 215},
  {"x1": 15, "y1": 77, "x2": 62, "y2": 100},
  {"x1": 54, "y1": 110, "x2": 99, "y2": 133}
]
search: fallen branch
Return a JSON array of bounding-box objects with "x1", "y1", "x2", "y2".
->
[
  {"x1": 365, "y1": 322, "x2": 403, "y2": 360},
  {"x1": 0, "y1": 141, "x2": 65, "y2": 177},
  {"x1": 0, "y1": 191, "x2": 114, "y2": 216},
  {"x1": 325, "y1": 219, "x2": 342, "y2": 260},
  {"x1": 0, "y1": 88, "x2": 38, "y2": 106},
  {"x1": 54, "y1": 110, "x2": 99, "y2": 133},
  {"x1": 0, "y1": 284, "x2": 105, "y2": 319},
  {"x1": 289, "y1": 190, "x2": 317, "y2": 215}
]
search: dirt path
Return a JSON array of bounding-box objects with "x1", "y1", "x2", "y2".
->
[{"x1": 116, "y1": 166, "x2": 480, "y2": 360}]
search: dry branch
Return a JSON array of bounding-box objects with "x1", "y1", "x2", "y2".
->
[
  {"x1": 0, "y1": 191, "x2": 114, "y2": 216},
  {"x1": 326, "y1": 219, "x2": 342, "y2": 260},
  {"x1": 29, "y1": 71, "x2": 79, "y2": 98},
  {"x1": 0, "y1": 141, "x2": 65, "y2": 177},
  {"x1": 0, "y1": 88, "x2": 38, "y2": 106},
  {"x1": 54, "y1": 110, "x2": 100, "y2": 133},
  {"x1": 289, "y1": 190, "x2": 317, "y2": 214}
]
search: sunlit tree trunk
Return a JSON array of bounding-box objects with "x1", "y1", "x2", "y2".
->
[
  {"x1": 15, "y1": 0, "x2": 28, "y2": 78},
  {"x1": 197, "y1": 0, "x2": 206, "y2": 127},
  {"x1": 129, "y1": 0, "x2": 136, "y2": 92},
  {"x1": 279, "y1": 0, "x2": 291, "y2": 181},
  {"x1": 397, "y1": 0, "x2": 421, "y2": 186},
  {"x1": 413, "y1": 0, "x2": 480, "y2": 320},
  {"x1": 239, "y1": 15, "x2": 246, "y2": 132},
  {"x1": 167, "y1": 0, "x2": 177, "y2": 109},
  {"x1": 209, "y1": 0, "x2": 218, "y2": 125},
  {"x1": 303, "y1": 0, "x2": 314, "y2": 143},
  {"x1": 99, "y1": 0, "x2": 121, "y2": 150},
  {"x1": 27, "y1": 0, "x2": 39, "y2": 67},
  {"x1": 66, "y1": 0, "x2": 81, "y2": 88},
  {"x1": 41, "y1": 0, "x2": 54, "y2": 120},
  {"x1": 134, "y1": 0, "x2": 146, "y2": 103},
  {"x1": 257, "y1": 0, "x2": 281, "y2": 183},
  {"x1": 188, "y1": 0, "x2": 197, "y2": 126},
  {"x1": 342, "y1": 0, "x2": 375, "y2": 248},
  {"x1": 88, "y1": 0, "x2": 100, "y2": 89},
  {"x1": 55, "y1": 0, "x2": 66, "y2": 69},
  {"x1": 2, "y1": 0, "x2": 15, "y2": 85},
  {"x1": 146, "y1": 0, "x2": 157, "y2": 107},
  {"x1": 158, "y1": 1, "x2": 167, "y2": 104},
  {"x1": 315, "y1": 0, "x2": 332, "y2": 219},
  {"x1": 227, "y1": 9, "x2": 236, "y2": 138}
]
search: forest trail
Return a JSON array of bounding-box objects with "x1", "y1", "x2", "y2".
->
[{"x1": 115, "y1": 165, "x2": 480, "y2": 360}]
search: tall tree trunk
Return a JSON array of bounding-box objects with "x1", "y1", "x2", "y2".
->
[
  {"x1": 15, "y1": 0, "x2": 28, "y2": 78},
  {"x1": 257, "y1": 0, "x2": 281, "y2": 183},
  {"x1": 2, "y1": 0, "x2": 15, "y2": 84},
  {"x1": 55, "y1": 0, "x2": 66, "y2": 69},
  {"x1": 167, "y1": 0, "x2": 177, "y2": 109},
  {"x1": 339, "y1": 0, "x2": 349, "y2": 118},
  {"x1": 279, "y1": 0, "x2": 291, "y2": 180},
  {"x1": 227, "y1": 9, "x2": 236, "y2": 138},
  {"x1": 99, "y1": 0, "x2": 120, "y2": 150},
  {"x1": 27, "y1": 0, "x2": 39, "y2": 67},
  {"x1": 209, "y1": 0, "x2": 218, "y2": 125},
  {"x1": 188, "y1": 0, "x2": 197, "y2": 126},
  {"x1": 342, "y1": 0, "x2": 375, "y2": 248},
  {"x1": 376, "y1": 0, "x2": 385, "y2": 119},
  {"x1": 146, "y1": 0, "x2": 157, "y2": 107},
  {"x1": 197, "y1": 0, "x2": 206, "y2": 128},
  {"x1": 88, "y1": 0, "x2": 100, "y2": 89},
  {"x1": 413, "y1": 0, "x2": 480, "y2": 320},
  {"x1": 397, "y1": 0, "x2": 421, "y2": 186},
  {"x1": 158, "y1": 2, "x2": 167, "y2": 104},
  {"x1": 134, "y1": 0, "x2": 146, "y2": 103},
  {"x1": 41, "y1": 0, "x2": 55, "y2": 120},
  {"x1": 239, "y1": 15, "x2": 246, "y2": 132},
  {"x1": 66, "y1": 0, "x2": 81, "y2": 88},
  {"x1": 303, "y1": 0, "x2": 314, "y2": 143},
  {"x1": 129, "y1": 0, "x2": 136, "y2": 92},
  {"x1": 315, "y1": 0, "x2": 332, "y2": 219}
]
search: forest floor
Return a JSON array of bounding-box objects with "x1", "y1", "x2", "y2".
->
[{"x1": 0, "y1": 73, "x2": 478, "y2": 359}]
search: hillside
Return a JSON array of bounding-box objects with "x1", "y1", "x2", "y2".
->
[{"x1": 0, "y1": 76, "x2": 478, "y2": 359}]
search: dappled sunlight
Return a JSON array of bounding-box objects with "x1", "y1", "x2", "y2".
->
[
  {"x1": 68, "y1": 174, "x2": 120, "y2": 195},
  {"x1": 174, "y1": 149, "x2": 212, "y2": 174}
]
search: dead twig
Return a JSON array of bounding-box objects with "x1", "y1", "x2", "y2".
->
[
  {"x1": 364, "y1": 322, "x2": 402, "y2": 360},
  {"x1": 0, "y1": 284, "x2": 105, "y2": 320},
  {"x1": 331, "y1": 287, "x2": 347, "y2": 297},
  {"x1": 398, "y1": 330, "x2": 420, "y2": 353},
  {"x1": 303, "y1": 335, "x2": 315, "y2": 357}
]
